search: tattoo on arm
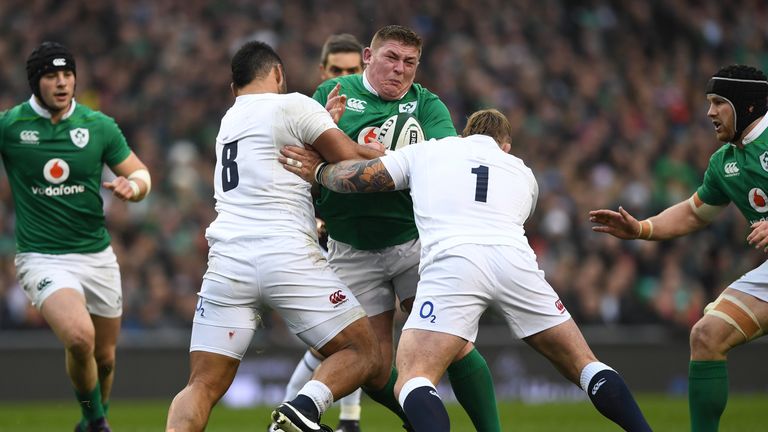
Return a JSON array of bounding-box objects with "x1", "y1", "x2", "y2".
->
[{"x1": 320, "y1": 159, "x2": 396, "y2": 193}]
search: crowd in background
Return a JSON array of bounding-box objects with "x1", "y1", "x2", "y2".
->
[{"x1": 1, "y1": 0, "x2": 767, "y2": 332}]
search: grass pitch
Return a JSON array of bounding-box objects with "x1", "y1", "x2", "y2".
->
[{"x1": 0, "y1": 394, "x2": 766, "y2": 431}]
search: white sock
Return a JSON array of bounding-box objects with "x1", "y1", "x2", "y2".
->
[
  {"x1": 298, "y1": 380, "x2": 334, "y2": 416},
  {"x1": 338, "y1": 388, "x2": 362, "y2": 420},
  {"x1": 284, "y1": 350, "x2": 322, "y2": 401},
  {"x1": 579, "y1": 361, "x2": 614, "y2": 392}
]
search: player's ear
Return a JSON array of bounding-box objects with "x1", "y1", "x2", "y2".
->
[
  {"x1": 500, "y1": 141, "x2": 512, "y2": 154},
  {"x1": 363, "y1": 47, "x2": 373, "y2": 66},
  {"x1": 230, "y1": 82, "x2": 236, "y2": 97}
]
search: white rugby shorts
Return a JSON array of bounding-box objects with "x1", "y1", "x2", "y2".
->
[
  {"x1": 403, "y1": 243, "x2": 571, "y2": 341},
  {"x1": 192, "y1": 235, "x2": 366, "y2": 359},
  {"x1": 327, "y1": 237, "x2": 420, "y2": 316},
  {"x1": 15, "y1": 246, "x2": 122, "y2": 318},
  {"x1": 728, "y1": 258, "x2": 768, "y2": 302}
]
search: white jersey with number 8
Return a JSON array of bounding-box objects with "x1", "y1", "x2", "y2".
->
[{"x1": 206, "y1": 93, "x2": 337, "y2": 243}]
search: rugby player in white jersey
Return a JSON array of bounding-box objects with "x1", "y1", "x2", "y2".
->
[
  {"x1": 165, "y1": 41, "x2": 389, "y2": 432},
  {"x1": 283, "y1": 109, "x2": 652, "y2": 431}
]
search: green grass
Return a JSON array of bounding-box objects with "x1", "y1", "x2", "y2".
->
[{"x1": 0, "y1": 394, "x2": 766, "y2": 431}]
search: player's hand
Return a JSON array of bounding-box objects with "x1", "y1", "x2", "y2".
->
[
  {"x1": 103, "y1": 177, "x2": 135, "y2": 201},
  {"x1": 325, "y1": 83, "x2": 347, "y2": 124},
  {"x1": 747, "y1": 221, "x2": 768, "y2": 252},
  {"x1": 589, "y1": 206, "x2": 641, "y2": 239},
  {"x1": 360, "y1": 139, "x2": 386, "y2": 153},
  {"x1": 279, "y1": 145, "x2": 324, "y2": 183}
]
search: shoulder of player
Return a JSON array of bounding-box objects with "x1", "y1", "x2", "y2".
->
[
  {"x1": 315, "y1": 74, "x2": 360, "y2": 95},
  {"x1": 72, "y1": 103, "x2": 119, "y2": 126}
]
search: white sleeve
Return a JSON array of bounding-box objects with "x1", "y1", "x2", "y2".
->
[
  {"x1": 379, "y1": 146, "x2": 413, "y2": 190},
  {"x1": 285, "y1": 93, "x2": 339, "y2": 145},
  {"x1": 528, "y1": 175, "x2": 539, "y2": 221}
]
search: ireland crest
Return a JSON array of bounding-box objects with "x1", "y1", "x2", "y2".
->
[
  {"x1": 70, "y1": 128, "x2": 89, "y2": 148},
  {"x1": 761, "y1": 151, "x2": 768, "y2": 172}
]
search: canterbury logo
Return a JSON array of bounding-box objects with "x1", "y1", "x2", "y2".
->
[
  {"x1": 724, "y1": 162, "x2": 740, "y2": 176},
  {"x1": 329, "y1": 290, "x2": 347, "y2": 304},
  {"x1": 20, "y1": 130, "x2": 39, "y2": 144},
  {"x1": 52, "y1": 58, "x2": 67, "y2": 66},
  {"x1": 591, "y1": 378, "x2": 607, "y2": 395},
  {"x1": 346, "y1": 98, "x2": 367, "y2": 112}
]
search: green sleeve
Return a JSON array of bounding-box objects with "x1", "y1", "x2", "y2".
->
[
  {"x1": 312, "y1": 80, "x2": 335, "y2": 107},
  {"x1": 101, "y1": 115, "x2": 132, "y2": 166},
  {"x1": 418, "y1": 94, "x2": 456, "y2": 139},
  {"x1": 696, "y1": 154, "x2": 730, "y2": 206}
]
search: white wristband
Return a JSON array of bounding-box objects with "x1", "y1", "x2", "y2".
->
[{"x1": 128, "y1": 180, "x2": 141, "y2": 199}]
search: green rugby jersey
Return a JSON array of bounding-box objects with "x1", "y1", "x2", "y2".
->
[
  {"x1": 313, "y1": 74, "x2": 456, "y2": 250},
  {"x1": 697, "y1": 118, "x2": 768, "y2": 225},
  {"x1": 0, "y1": 98, "x2": 131, "y2": 254}
]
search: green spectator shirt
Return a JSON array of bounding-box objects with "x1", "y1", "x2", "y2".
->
[
  {"x1": 697, "y1": 117, "x2": 768, "y2": 225},
  {"x1": 313, "y1": 74, "x2": 456, "y2": 250},
  {"x1": 0, "y1": 98, "x2": 132, "y2": 254}
]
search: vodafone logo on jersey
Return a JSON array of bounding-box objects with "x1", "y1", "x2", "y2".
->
[
  {"x1": 31, "y1": 159, "x2": 85, "y2": 197},
  {"x1": 43, "y1": 159, "x2": 70, "y2": 184},
  {"x1": 748, "y1": 188, "x2": 768, "y2": 213}
]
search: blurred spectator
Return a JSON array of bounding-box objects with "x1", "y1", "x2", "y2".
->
[{"x1": 1, "y1": 0, "x2": 767, "y2": 330}]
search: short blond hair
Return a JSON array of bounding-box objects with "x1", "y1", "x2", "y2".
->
[{"x1": 462, "y1": 109, "x2": 512, "y2": 145}]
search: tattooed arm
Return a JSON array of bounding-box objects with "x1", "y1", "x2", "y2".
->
[{"x1": 317, "y1": 158, "x2": 396, "y2": 193}]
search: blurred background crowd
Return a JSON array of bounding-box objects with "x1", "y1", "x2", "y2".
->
[{"x1": 1, "y1": 0, "x2": 767, "y2": 333}]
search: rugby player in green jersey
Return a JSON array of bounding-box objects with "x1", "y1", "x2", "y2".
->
[
  {"x1": 284, "y1": 25, "x2": 501, "y2": 431},
  {"x1": 590, "y1": 64, "x2": 768, "y2": 432},
  {"x1": 0, "y1": 42, "x2": 151, "y2": 432}
]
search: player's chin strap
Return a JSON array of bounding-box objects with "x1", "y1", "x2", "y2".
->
[
  {"x1": 127, "y1": 168, "x2": 152, "y2": 200},
  {"x1": 704, "y1": 293, "x2": 764, "y2": 342}
]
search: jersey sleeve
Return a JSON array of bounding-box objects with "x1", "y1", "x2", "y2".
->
[
  {"x1": 285, "y1": 94, "x2": 339, "y2": 145},
  {"x1": 379, "y1": 145, "x2": 415, "y2": 190},
  {"x1": 101, "y1": 114, "x2": 132, "y2": 166},
  {"x1": 312, "y1": 80, "x2": 336, "y2": 107},
  {"x1": 696, "y1": 153, "x2": 730, "y2": 206},
  {"x1": 417, "y1": 93, "x2": 457, "y2": 139}
]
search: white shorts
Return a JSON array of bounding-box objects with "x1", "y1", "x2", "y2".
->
[
  {"x1": 403, "y1": 243, "x2": 571, "y2": 342},
  {"x1": 327, "y1": 237, "x2": 420, "y2": 316},
  {"x1": 192, "y1": 236, "x2": 366, "y2": 358},
  {"x1": 729, "y1": 259, "x2": 768, "y2": 302},
  {"x1": 15, "y1": 246, "x2": 122, "y2": 318}
]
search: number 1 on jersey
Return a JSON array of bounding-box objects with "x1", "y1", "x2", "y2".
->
[
  {"x1": 221, "y1": 141, "x2": 239, "y2": 191},
  {"x1": 471, "y1": 165, "x2": 488, "y2": 202}
]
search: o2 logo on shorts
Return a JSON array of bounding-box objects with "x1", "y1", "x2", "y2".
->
[
  {"x1": 419, "y1": 301, "x2": 436, "y2": 323},
  {"x1": 195, "y1": 297, "x2": 205, "y2": 317}
]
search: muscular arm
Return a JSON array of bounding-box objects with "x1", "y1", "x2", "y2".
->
[
  {"x1": 312, "y1": 128, "x2": 384, "y2": 163},
  {"x1": 590, "y1": 193, "x2": 712, "y2": 240},
  {"x1": 317, "y1": 158, "x2": 396, "y2": 193},
  {"x1": 105, "y1": 151, "x2": 151, "y2": 201}
]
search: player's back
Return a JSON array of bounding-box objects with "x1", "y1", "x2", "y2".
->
[
  {"x1": 206, "y1": 93, "x2": 331, "y2": 243},
  {"x1": 382, "y1": 134, "x2": 537, "y2": 268}
]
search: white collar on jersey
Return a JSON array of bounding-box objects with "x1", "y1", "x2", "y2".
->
[
  {"x1": 362, "y1": 70, "x2": 408, "y2": 100},
  {"x1": 29, "y1": 95, "x2": 77, "y2": 120},
  {"x1": 741, "y1": 113, "x2": 768, "y2": 145}
]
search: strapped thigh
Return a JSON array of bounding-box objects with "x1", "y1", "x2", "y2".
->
[{"x1": 704, "y1": 293, "x2": 764, "y2": 341}]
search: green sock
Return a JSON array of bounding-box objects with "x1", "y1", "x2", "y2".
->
[
  {"x1": 363, "y1": 367, "x2": 410, "y2": 425},
  {"x1": 74, "y1": 381, "x2": 105, "y2": 423},
  {"x1": 689, "y1": 360, "x2": 728, "y2": 432},
  {"x1": 448, "y1": 348, "x2": 501, "y2": 432},
  {"x1": 103, "y1": 400, "x2": 109, "y2": 417}
]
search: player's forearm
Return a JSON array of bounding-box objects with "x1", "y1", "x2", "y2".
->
[
  {"x1": 643, "y1": 200, "x2": 708, "y2": 240},
  {"x1": 317, "y1": 159, "x2": 395, "y2": 193}
]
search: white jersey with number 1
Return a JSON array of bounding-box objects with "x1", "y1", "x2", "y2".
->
[
  {"x1": 380, "y1": 134, "x2": 538, "y2": 270},
  {"x1": 206, "y1": 92, "x2": 337, "y2": 243}
]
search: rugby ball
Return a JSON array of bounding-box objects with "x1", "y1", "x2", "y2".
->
[{"x1": 376, "y1": 113, "x2": 425, "y2": 151}]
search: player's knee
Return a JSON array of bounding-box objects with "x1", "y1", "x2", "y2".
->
[
  {"x1": 689, "y1": 320, "x2": 726, "y2": 358},
  {"x1": 64, "y1": 329, "x2": 96, "y2": 358}
]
